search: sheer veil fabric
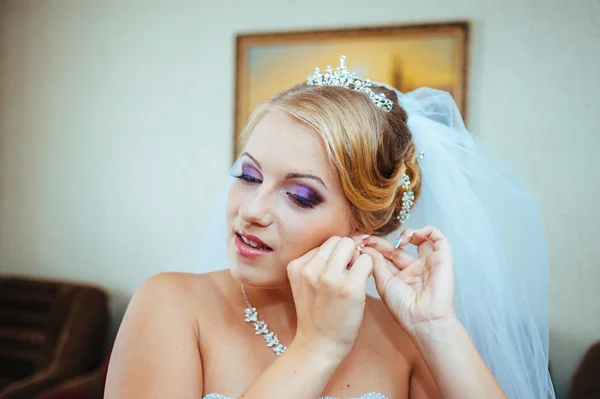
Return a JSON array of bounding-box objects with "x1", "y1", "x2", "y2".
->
[{"x1": 174, "y1": 86, "x2": 555, "y2": 399}]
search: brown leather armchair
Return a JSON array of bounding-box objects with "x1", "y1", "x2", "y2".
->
[
  {"x1": 36, "y1": 346, "x2": 111, "y2": 399},
  {"x1": 0, "y1": 275, "x2": 109, "y2": 399},
  {"x1": 568, "y1": 340, "x2": 600, "y2": 399}
]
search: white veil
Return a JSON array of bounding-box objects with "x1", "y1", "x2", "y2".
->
[{"x1": 172, "y1": 86, "x2": 555, "y2": 399}]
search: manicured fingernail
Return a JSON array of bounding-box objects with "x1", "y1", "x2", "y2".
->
[
  {"x1": 352, "y1": 233, "x2": 370, "y2": 242},
  {"x1": 394, "y1": 238, "x2": 402, "y2": 249}
]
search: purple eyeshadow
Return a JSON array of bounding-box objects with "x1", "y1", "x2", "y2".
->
[
  {"x1": 241, "y1": 164, "x2": 261, "y2": 179},
  {"x1": 290, "y1": 184, "x2": 323, "y2": 204}
]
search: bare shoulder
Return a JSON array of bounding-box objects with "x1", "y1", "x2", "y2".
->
[
  {"x1": 364, "y1": 297, "x2": 440, "y2": 397},
  {"x1": 364, "y1": 296, "x2": 419, "y2": 360},
  {"x1": 139, "y1": 271, "x2": 203, "y2": 296},
  {"x1": 105, "y1": 271, "x2": 230, "y2": 398},
  {"x1": 138, "y1": 271, "x2": 217, "y2": 299},
  {"x1": 136, "y1": 270, "x2": 231, "y2": 304}
]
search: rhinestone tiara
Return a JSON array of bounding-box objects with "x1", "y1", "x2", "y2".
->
[{"x1": 306, "y1": 55, "x2": 394, "y2": 112}]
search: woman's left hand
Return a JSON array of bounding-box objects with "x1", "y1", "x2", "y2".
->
[{"x1": 360, "y1": 226, "x2": 457, "y2": 335}]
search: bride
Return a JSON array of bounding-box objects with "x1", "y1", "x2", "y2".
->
[{"x1": 105, "y1": 56, "x2": 555, "y2": 399}]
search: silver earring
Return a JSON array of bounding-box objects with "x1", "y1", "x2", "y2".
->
[{"x1": 396, "y1": 174, "x2": 414, "y2": 225}]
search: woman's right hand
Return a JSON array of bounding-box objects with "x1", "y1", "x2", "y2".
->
[{"x1": 287, "y1": 236, "x2": 374, "y2": 361}]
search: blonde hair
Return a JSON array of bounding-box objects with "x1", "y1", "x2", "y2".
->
[{"x1": 240, "y1": 83, "x2": 421, "y2": 235}]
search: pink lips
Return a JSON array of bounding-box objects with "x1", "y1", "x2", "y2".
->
[{"x1": 234, "y1": 230, "x2": 272, "y2": 259}]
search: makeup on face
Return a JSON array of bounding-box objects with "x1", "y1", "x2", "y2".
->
[
  {"x1": 286, "y1": 184, "x2": 323, "y2": 209},
  {"x1": 233, "y1": 153, "x2": 327, "y2": 211},
  {"x1": 234, "y1": 229, "x2": 273, "y2": 259},
  {"x1": 238, "y1": 163, "x2": 262, "y2": 183}
]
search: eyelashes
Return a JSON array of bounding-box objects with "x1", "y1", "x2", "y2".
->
[
  {"x1": 232, "y1": 164, "x2": 262, "y2": 183},
  {"x1": 232, "y1": 171, "x2": 323, "y2": 210},
  {"x1": 234, "y1": 173, "x2": 262, "y2": 184},
  {"x1": 286, "y1": 186, "x2": 323, "y2": 209},
  {"x1": 287, "y1": 193, "x2": 320, "y2": 209}
]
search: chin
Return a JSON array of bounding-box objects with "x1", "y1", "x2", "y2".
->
[{"x1": 227, "y1": 251, "x2": 288, "y2": 289}]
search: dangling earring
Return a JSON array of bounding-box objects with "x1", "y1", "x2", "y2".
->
[{"x1": 396, "y1": 173, "x2": 415, "y2": 225}]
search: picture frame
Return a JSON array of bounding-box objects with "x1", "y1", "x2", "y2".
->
[{"x1": 234, "y1": 22, "x2": 470, "y2": 158}]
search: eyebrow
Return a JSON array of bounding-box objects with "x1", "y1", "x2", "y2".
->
[
  {"x1": 240, "y1": 152, "x2": 328, "y2": 190},
  {"x1": 286, "y1": 173, "x2": 328, "y2": 189},
  {"x1": 241, "y1": 152, "x2": 261, "y2": 168}
]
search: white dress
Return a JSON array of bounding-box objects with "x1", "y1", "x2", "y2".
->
[{"x1": 203, "y1": 393, "x2": 389, "y2": 399}]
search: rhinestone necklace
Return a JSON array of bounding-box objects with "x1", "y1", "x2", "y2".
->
[{"x1": 241, "y1": 284, "x2": 287, "y2": 356}]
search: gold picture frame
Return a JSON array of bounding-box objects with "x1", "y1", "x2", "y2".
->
[{"x1": 234, "y1": 21, "x2": 470, "y2": 158}]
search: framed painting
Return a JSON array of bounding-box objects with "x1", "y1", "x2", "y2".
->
[{"x1": 234, "y1": 22, "x2": 469, "y2": 158}]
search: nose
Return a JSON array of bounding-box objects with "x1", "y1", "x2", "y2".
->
[{"x1": 239, "y1": 186, "x2": 274, "y2": 227}]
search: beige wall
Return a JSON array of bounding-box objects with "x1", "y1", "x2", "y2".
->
[{"x1": 0, "y1": 0, "x2": 598, "y2": 397}]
